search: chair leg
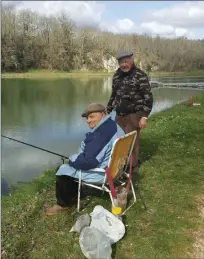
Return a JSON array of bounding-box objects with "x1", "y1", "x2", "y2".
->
[
  {"x1": 122, "y1": 180, "x2": 137, "y2": 215},
  {"x1": 131, "y1": 180, "x2": 137, "y2": 203},
  {"x1": 103, "y1": 185, "x2": 115, "y2": 207},
  {"x1": 77, "y1": 171, "x2": 82, "y2": 212},
  {"x1": 109, "y1": 192, "x2": 116, "y2": 207}
]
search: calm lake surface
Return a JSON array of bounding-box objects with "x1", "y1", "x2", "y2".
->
[{"x1": 1, "y1": 76, "x2": 204, "y2": 193}]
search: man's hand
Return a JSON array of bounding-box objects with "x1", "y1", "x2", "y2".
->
[
  {"x1": 65, "y1": 158, "x2": 69, "y2": 164},
  {"x1": 61, "y1": 158, "x2": 69, "y2": 164},
  {"x1": 139, "y1": 117, "x2": 147, "y2": 129}
]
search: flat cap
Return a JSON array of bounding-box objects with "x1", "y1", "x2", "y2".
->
[
  {"x1": 116, "y1": 50, "x2": 133, "y2": 60},
  {"x1": 81, "y1": 103, "x2": 106, "y2": 117}
]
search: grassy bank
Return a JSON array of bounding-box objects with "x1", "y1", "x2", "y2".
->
[
  {"x1": 1, "y1": 69, "x2": 112, "y2": 79},
  {"x1": 2, "y1": 69, "x2": 204, "y2": 79},
  {"x1": 2, "y1": 93, "x2": 204, "y2": 259}
]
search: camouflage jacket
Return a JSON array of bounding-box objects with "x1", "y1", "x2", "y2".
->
[{"x1": 106, "y1": 64, "x2": 153, "y2": 117}]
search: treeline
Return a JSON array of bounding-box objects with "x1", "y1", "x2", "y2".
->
[{"x1": 2, "y1": 5, "x2": 204, "y2": 72}]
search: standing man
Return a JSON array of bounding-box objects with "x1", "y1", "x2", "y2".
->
[{"x1": 106, "y1": 50, "x2": 153, "y2": 169}]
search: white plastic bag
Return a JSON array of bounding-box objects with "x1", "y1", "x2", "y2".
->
[
  {"x1": 90, "y1": 205, "x2": 125, "y2": 244},
  {"x1": 79, "y1": 226, "x2": 112, "y2": 259},
  {"x1": 70, "y1": 214, "x2": 90, "y2": 233}
]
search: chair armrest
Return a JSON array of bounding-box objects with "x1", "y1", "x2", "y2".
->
[{"x1": 88, "y1": 168, "x2": 105, "y2": 172}]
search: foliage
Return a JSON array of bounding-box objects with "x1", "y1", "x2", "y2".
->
[{"x1": 2, "y1": 5, "x2": 204, "y2": 73}]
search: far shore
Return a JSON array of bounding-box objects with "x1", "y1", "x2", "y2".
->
[{"x1": 2, "y1": 69, "x2": 204, "y2": 79}]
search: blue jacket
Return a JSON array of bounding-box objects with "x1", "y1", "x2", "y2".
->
[{"x1": 56, "y1": 115, "x2": 124, "y2": 183}]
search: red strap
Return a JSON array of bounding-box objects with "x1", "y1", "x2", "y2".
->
[
  {"x1": 105, "y1": 155, "x2": 133, "y2": 199},
  {"x1": 126, "y1": 155, "x2": 133, "y2": 193},
  {"x1": 105, "y1": 167, "x2": 117, "y2": 199}
]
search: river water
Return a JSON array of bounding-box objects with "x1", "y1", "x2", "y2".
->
[{"x1": 1, "y1": 76, "x2": 204, "y2": 193}]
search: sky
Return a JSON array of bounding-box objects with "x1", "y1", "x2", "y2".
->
[{"x1": 3, "y1": 1, "x2": 204, "y2": 39}]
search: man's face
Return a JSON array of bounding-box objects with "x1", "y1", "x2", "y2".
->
[
  {"x1": 86, "y1": 112, "x2": 106, "y2": 129},
  {"x1": 119, "y1": 57, "x2": 133, "y2": 72}
]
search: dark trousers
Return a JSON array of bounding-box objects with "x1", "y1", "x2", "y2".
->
[
  {"x1": 116, "y1": 112, "x2": 142, "y2": 168},
  {"x1": 56, "y1": 175, "x2": 79, "y2": 207}
]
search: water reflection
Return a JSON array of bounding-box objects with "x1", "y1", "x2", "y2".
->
[
  {"x1": 151, "y1": 87, "x2": 203, "y2": 114},
  {"x1": 1, "y1": 77, "x2": 203, "y2": 190}
]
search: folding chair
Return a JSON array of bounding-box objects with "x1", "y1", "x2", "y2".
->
[{"x1": 77, "y1": 130, "x2": 137, "y2": 215}]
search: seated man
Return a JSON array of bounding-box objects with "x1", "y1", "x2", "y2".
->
[{"x1": 46, "y1": 103, "x2": 124, "y2": 215}]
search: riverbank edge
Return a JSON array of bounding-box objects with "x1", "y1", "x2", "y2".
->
[
  {"x1": 2, "y1": 69, "x2": 204, "y2": 79},
  {"x1": 2, "y1": 93, "x2": 204, "y2": 258}
]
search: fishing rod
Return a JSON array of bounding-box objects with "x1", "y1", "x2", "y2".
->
[{"x1": 1, "y1": 135, "x2": 69, "y2": 161}]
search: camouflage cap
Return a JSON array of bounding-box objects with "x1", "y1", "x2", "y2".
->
[
  {"x1": 81, "y1": 103, "x2": 106, "y2": 118},
  {"x1": 116, "y1": 50, "x2": 133, "y2": 61}
]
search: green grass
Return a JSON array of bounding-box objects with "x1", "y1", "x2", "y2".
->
[
  {"x1": 2, "y1": 69, "x2": 204, "y2": 79},
  {"x1": 2, "y1": 93, "x2": 204, "y2": 259},
  {"x1": 1, "y1": 69, "x2": 113, "y2": 79}
]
